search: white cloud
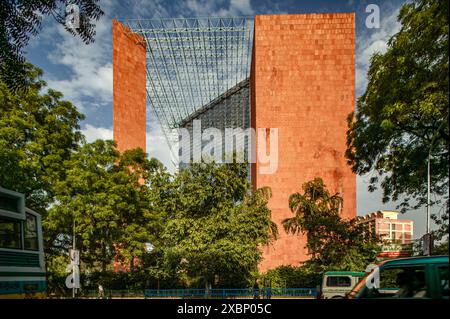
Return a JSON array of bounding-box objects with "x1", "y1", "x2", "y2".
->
[
  {"x1": 185, "y1": 0, "x2": 255, "y2": 17},
  {"x1": 82, "y1": 124, "x2": 113, "y2": 142},
  {"x1": 34, "y1": 0, "x2": 119, "y2": 114},
  {"x1": 229, "y1": 0, "x2": 254, "y2": 15},
  {"x1": 45, "y1": 15, "x2": 113, "y2": 112},
  {"x1": 146, "y1": 109, "x2": 178, "y2": 174},
  {"x1": 356, "y1": 4, "x2": 402, "y2": 95},
  {"x1": 124, "y1": 0, "x2": 172, "y2": 19},
  {"x1": 81, "y1": 121, "x2": 177, "y2": 173},
  {"x1": 147, "y1": 132, "x2": 177, "y2": 174}
]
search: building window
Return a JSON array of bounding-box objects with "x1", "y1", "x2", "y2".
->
[
  {"x1": 395, "y1": 232, "x2": 403, "y2": 244},
  {"x1": 0, "y1": 218, "x2": 21, "y2": 249},
  {"x1": 24, "y1": 214, "x2": 38, "y2": 251},
  {"x1": 379, "y1": 230, "x2": 390, "y2": 241}
]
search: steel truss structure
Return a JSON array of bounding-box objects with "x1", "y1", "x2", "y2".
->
[{"x1": 124, "y1": 17, "x2": 254, "y2": 148}]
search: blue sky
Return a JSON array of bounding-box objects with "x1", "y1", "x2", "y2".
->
[{"x1": 24, "y1": 0, "x2": 439, "y2": 238}]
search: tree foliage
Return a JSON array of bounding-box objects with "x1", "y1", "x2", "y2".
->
[
  {"x1": 261, "y1": 265, "x2": 322, "y2": 289},
  {"x1": 45, "y1": 140, "x2": 164, "y2": 272},
  {"x1": 159, "y1": 162, "x2": 277, "y2": 288},
  {"x1": 346, "y1": 0, "x2": 449, "y2": 219},
  {"x1": 0, "y1": 62, "x2": 280, "y2": 291},
  {"x1": 0, "y1": 64, "x2": 84, "y2": 214},
  {"x1": 0, "y1": 0, "x2": 103, "y2": 89},
  {"x1": 283, "y1": 178, "x2": 380, "y2": 272}
]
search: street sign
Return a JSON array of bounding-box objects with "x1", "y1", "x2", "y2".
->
[{"x1": 378, "y1": 243, "x2": 413, "y2": 258}]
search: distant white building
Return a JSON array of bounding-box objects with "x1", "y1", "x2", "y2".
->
[{"x1": 357, "y1": 210, "x2": 414, "y2": 258}]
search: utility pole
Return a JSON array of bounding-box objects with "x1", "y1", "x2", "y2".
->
[
  {"x1": 73, "y1": 216, "x2": 76, "y2": 298},
  {"x1": 426, "y1": 152, "x2": 432, "y2": 234},
  {"x1": 424, "y1": 153, "x2": 432, "y2": 256},
  {"x1": 65, "y1": 212, "x2": 79, "y2": 297},
  {"x1": 425, "y1": 117, "x2": 447, "y2": 255}
]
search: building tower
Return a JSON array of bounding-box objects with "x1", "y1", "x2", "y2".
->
[{"x1": 112, "y1": 13, "x2": 356, "y2": 272}]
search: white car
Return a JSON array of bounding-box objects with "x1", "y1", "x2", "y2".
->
[{"x1": 319, "y1": 271, "x2": 365, "y2": 299}]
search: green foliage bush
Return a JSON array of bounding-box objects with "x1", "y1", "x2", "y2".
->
[{"x1": 261, "y1": 265, "x2": 322, "y2": 288}]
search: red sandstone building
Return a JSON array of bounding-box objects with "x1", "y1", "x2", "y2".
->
[{"x1": 112, "y1": 14, "x2": 356, "y2": 272}]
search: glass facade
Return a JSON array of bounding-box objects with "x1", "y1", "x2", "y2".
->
[
  {"x1": 125, "y1": 17, "x2": 254, "y2": 150},
  {"x1": 179, "y1": 79, "x2": 250, "y2": 170}
]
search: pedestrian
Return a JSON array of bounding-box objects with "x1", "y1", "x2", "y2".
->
[
  {"x1": 98, "y1": 284, "x2": 105, "y2": 299},
  {"x1": 253, "y1": 279, "x2": 260, "y2": 299},
  {"x1": 266, "y1": 286, "x2": 272, "y2": 300}
]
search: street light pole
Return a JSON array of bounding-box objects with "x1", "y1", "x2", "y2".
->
[
  {"x1": 72, "y1": 216, "x2": 76, "y2": 299},
  {"x1": 427, "y1": 152, "x2": 431, "y2": 236},
  {"x1": 425, "y1": 117, "x2": 447, "y2": 255},
  {"x1": 424, "y1": 153, "x2": 432, "y2": 256}
]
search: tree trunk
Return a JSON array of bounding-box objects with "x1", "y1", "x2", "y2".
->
[
  {"x1": 205, "y1": 279, "x2": 210, "y2": 298},
  {"x1": 101, "y1": 243, "x2": 107, "y2": 273}
]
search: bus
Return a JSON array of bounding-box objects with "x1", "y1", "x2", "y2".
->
[{"x1": 0, "y1": 187, "x2": 46, "y2": 298}]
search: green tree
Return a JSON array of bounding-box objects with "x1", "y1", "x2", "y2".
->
[
  {"x1": 45, "y1": 140, "x2": 164, "y2": 273},
  {"x1": 0, "y1": 0, "x2": 103, "y2": 89},
  {"x1": 0, "y1": 64, "x2": 84, "y2": 214},
  {"x1": 346, "y1": 0, "x2": 449, "y2": 219},
  {"x1": 431, "y1": 209, "x2": 449, "y2": 255},
  {"x1": 160, "y1": 162, "x2": 277, "y2": 289},
  {"x1": 283, "y1": 178, "x2": 380, "y2": 272},
  {"x1": 261, "y1": 265, "x2": 322, "y2": 289}
]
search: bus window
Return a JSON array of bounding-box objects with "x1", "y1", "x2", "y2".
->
[
  {"x1": 0, "y1": 195, "x2": 20, "y2": 214},
  {"x1": 0, "y1": 218, "x2": 22, "y2": 249},
  {"x1": 369, "y1": 266, "x2": 427, "y2": 298},
  {"x1": 24, "y1": 214, "x2": 38, "y2": 251},
  {"x1": 438, "y1": 266, "x2": 449, "y2": 298}
]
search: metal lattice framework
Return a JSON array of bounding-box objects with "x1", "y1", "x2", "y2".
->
[{"x1": 124, "y1": 17, "x2": 254, "y2": 147}]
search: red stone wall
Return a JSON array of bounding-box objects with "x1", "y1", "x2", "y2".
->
[
  {"x1": 112, "y1": 19, "x2": 147, "y2": 153},
  {"x1": 251, "y1": 13, "x2": 356, "y2": 272}
]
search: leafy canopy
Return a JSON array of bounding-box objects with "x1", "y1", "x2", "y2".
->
[
  {"x1": 0, "y1": 64, "x2": 85, "y2": 214},
  {"x1": 283, "y1": 178, "x2": 380, "y2": 272},
  {"x1": 160, "y1": 161, "x2": 278, "y2": 288},
  {"x1": 346, "y1": 0, "x2": 449, "y2": 216},
  {"x1": 45, "y1": 140, "x2": 166, "y2": 272},
  {"x1": 0, "y1": 0, "x2": 103, "y2": 89}
]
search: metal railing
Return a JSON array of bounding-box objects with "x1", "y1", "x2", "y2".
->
[
  {"x1": 62, "y1": 287, "x2": 317, "y2": 299},
  {"x1": 82, "y1": 289, "x2": 143, "y2": 299},
  {"x1": 144, "y1": 288, "x2": 317, "y2": 299}
]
